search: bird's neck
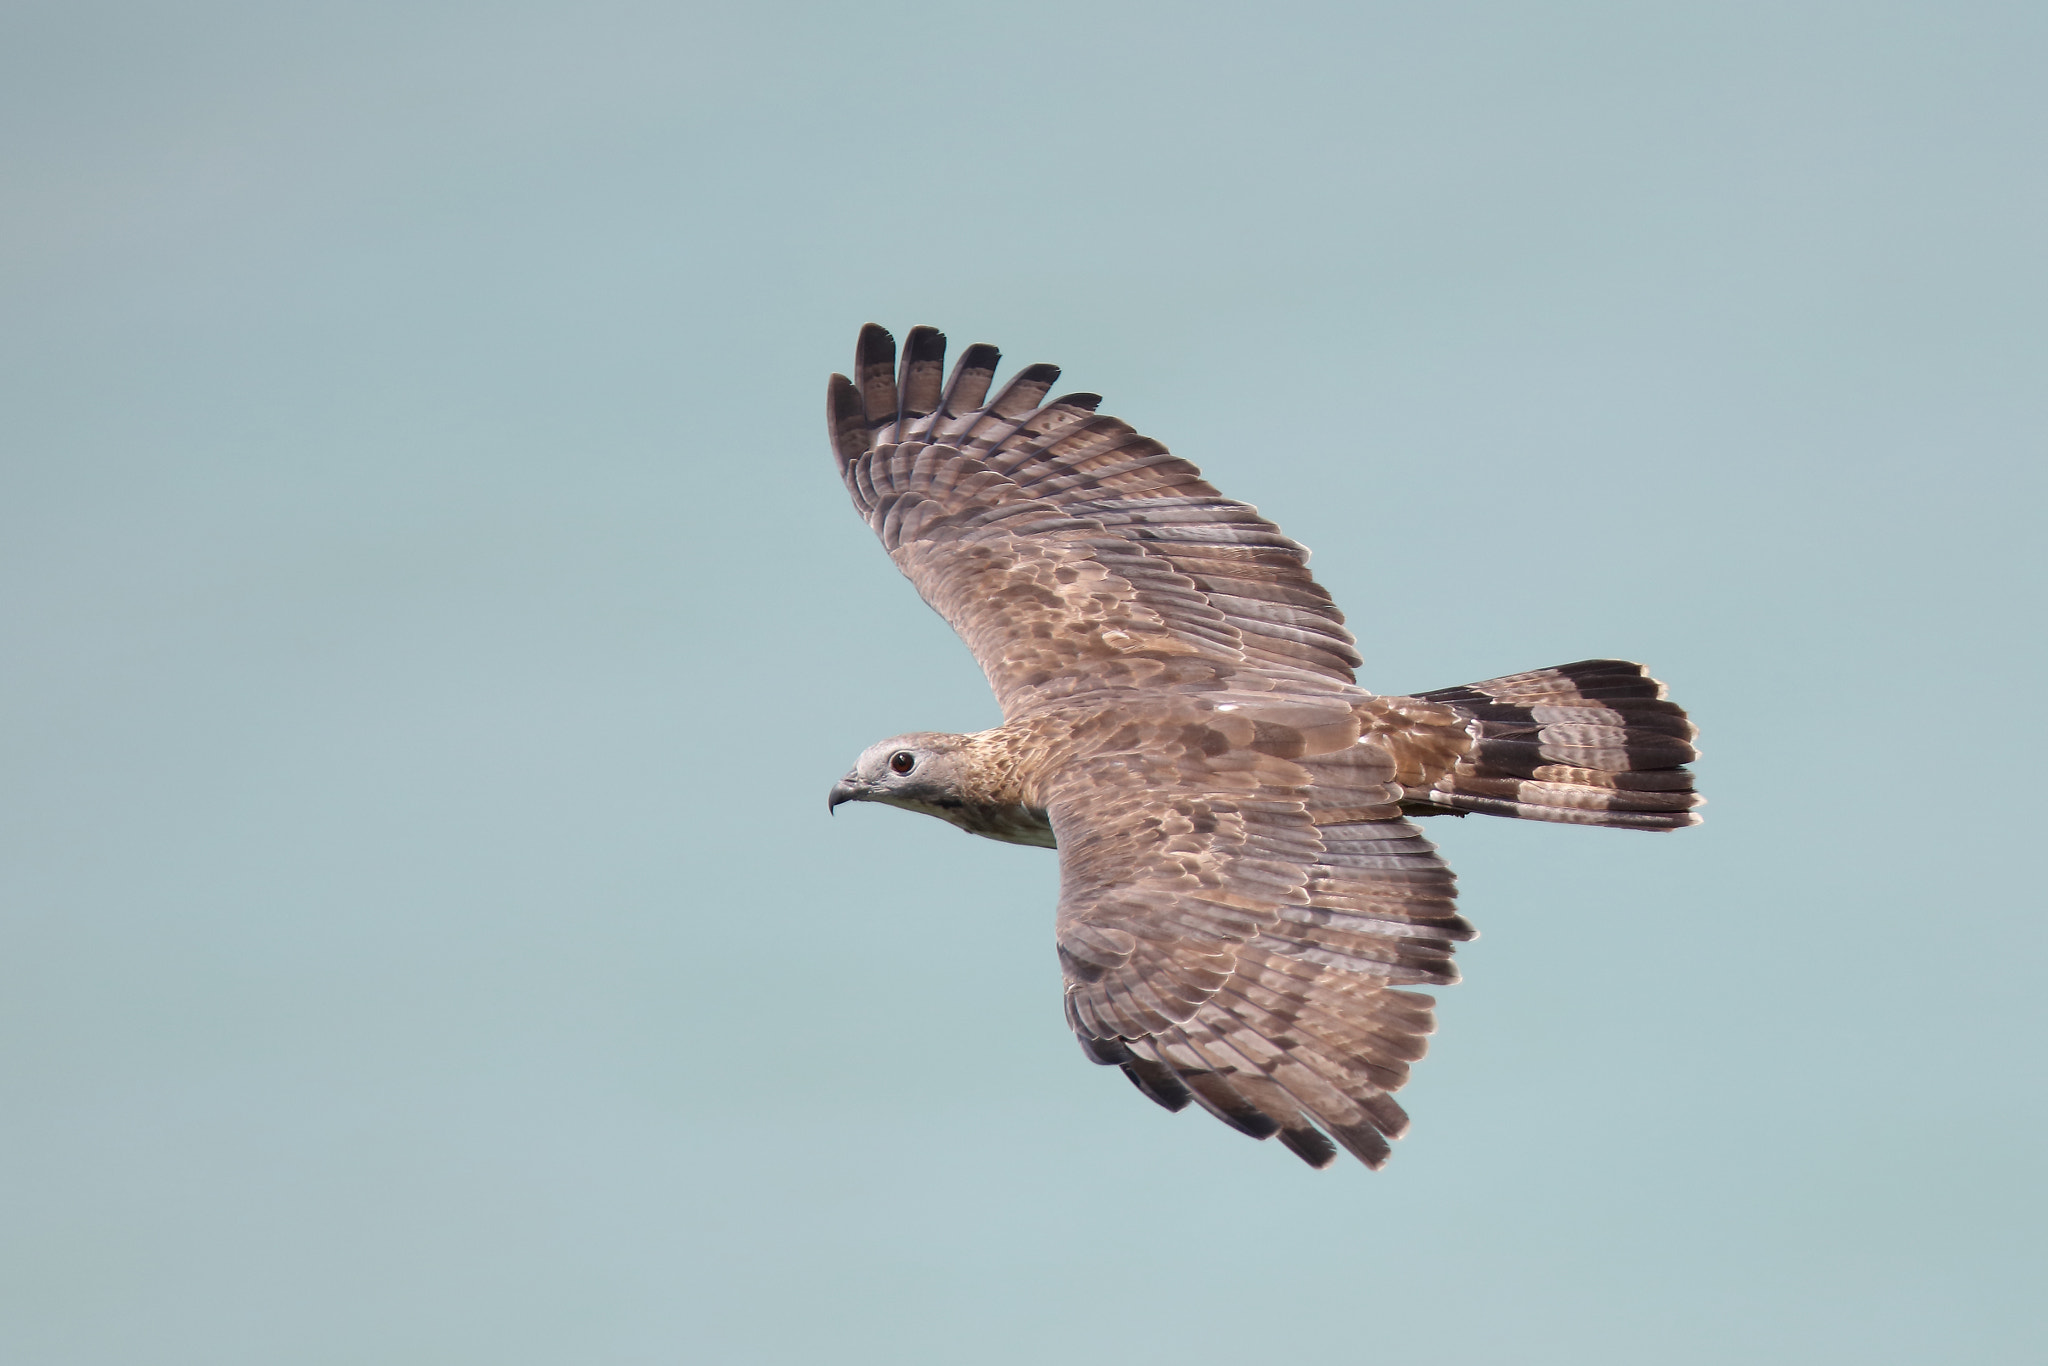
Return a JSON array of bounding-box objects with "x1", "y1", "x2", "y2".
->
[{"x1": 956, "y1": 723, "x2": 1057, "y2": 809}]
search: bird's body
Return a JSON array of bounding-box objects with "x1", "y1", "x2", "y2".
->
[{"x1": 827, "y1": 324, "x2": 1700, "y2": 1170}]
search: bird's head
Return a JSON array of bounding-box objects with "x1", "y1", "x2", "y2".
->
[{"x1": 827, "y1": 732, "x2": 974, "y2": 818}]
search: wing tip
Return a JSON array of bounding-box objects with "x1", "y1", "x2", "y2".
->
[
  {"x1": 827, "y1": 372, "x2": 870, "y2": 472},
  {"x1": 854, "y1": 323, "x2": 898, "y2": 427},
  {"x1": 897, "y1": 325, "x2": 947, "y2": 422},
  {"x1": 1278, "y1": 1125, "x2": 1340, "y2": 1169},
  {"x1": 987, "y1": 361, "x2": 1062, "y2": 419},
  {"x1": 938, "y1": 341, "x2": 1001, "y2": 416}
]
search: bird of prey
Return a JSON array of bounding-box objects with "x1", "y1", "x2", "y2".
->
[{"x1": 825, "y1": 324, "x2": 1700, "y2": 1170}]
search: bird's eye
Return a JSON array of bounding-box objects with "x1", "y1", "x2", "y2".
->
[{"x1": 889, "y1": 751, "x2": 916, "y2": 775}]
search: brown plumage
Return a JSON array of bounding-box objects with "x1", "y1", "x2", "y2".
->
[{"x1": 825, "y1": 324, "x2": 1701, "y2": 1170}]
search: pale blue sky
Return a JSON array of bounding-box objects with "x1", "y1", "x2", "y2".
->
[{"x1": 3, "y1": 2, "x2": 2043, "y2": 1362}]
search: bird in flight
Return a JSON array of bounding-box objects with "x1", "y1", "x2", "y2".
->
[{"x1": 825, "y1": 325, "x2": 1700, "y2": 1170}]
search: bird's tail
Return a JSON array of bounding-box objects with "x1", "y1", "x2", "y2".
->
[{"x1": 1399, "y1": 660, "x2": 1702, "y2": 831}]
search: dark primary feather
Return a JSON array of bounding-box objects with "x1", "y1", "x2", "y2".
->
[
  {"x1": 896, "y1": 325, "x2": 946, "y2": 423},
  {"x1": 854, "y1": 323, "x2": 897, "y2": 431},
  {"x1": 938, "y1": 343, "x2": 1000, "y2": 417}
]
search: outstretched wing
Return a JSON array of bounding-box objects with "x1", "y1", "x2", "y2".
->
[
  {"x1": 1044, "y1": 700, "x2": 1472, "y2": 1169},
  {"x1": 828, "y1": 324, "x2": 1364, "y2": 717}
]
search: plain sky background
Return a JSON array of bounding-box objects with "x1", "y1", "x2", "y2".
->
[{"x1": 3, "y1": 1, "x2": 2043, "y2": 1362}]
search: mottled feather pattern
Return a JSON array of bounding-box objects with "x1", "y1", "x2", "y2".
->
[
  {"x1": 1040, "y1": 713, "x2": 1469, "y2": 1166},
  {"x1": 832, "y1": 331, "x2": 1365, "y2": 704},
  {"x1": 827, "y1": 327, "x2": 1701, "y2": 1170}
]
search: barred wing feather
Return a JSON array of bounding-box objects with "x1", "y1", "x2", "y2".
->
[{"x1": 829, "y1": 324, "x2": 1362, "y2": 717}]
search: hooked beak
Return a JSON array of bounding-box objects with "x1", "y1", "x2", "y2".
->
[{"x1": 827, "y1": 776, "x2": 863, "y2": 813}]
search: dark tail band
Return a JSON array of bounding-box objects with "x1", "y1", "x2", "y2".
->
[{"x1": 1401, "y1": 660, "x2": 1702, "y2": 831}]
